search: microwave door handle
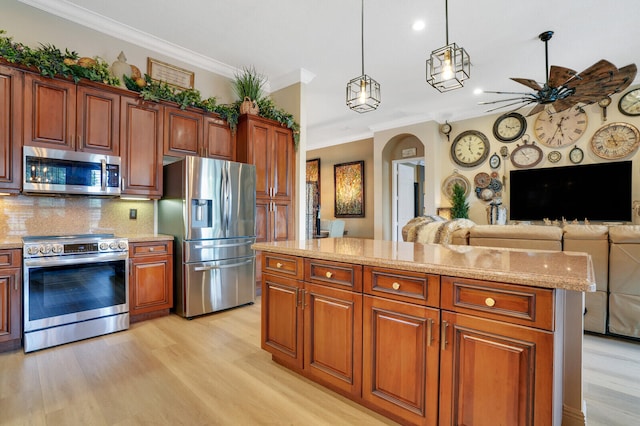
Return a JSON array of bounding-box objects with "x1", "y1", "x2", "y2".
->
[
  {"x1": 101, "y1": 159, "x2": 107, "y2": 190},
  {"x1": 193, "y1": 258, "x2": 253, "y2": 272}
]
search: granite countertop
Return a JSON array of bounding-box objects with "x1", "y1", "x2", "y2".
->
[{"x1": 253, "y1": 238, "x2": 596, "y2": 292}]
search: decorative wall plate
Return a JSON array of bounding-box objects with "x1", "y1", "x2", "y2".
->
[
  {"x1": 474, "y1": 172, "x2": 492, "y2": 188},
  {"x1": 442, "y1": 171, "x2": 471, "y2": 199}
]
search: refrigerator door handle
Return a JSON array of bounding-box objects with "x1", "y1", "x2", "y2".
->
[
  {"x1": 194, "y1": 258, "x2": 254, "y2": 272},
  {"x1": 193, "y1": 241, "x2": 253, "y2": 249}
]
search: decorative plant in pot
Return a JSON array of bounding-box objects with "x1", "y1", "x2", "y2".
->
[
  {"x1": 450, "y1": 183, "x2": 470, "y2": 219},
  {"x1": 232, "y1": 66, "x2": 265, "y2": 115}
]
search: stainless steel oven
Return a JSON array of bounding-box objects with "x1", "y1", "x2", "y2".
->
[{"x1": 23, "y1": 234, "x2": 129, "y2": 352}]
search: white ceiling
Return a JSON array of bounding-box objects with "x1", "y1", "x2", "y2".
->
[{"x1": 21, "y1": 0, "x2": 640, "y2": 150}]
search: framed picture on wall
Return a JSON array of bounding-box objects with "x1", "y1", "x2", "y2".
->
[
  {"x1": 334, "y1": 160, "x2": 365, "y2": 218},
  {"x1": 306, "y1": 158, "x2": 321, "y2": 199}
]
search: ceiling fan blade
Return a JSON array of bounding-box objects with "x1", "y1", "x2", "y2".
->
[
  {"x1": 511, "y1": 78, "x2": 542, "y2": 91},
  {"x1": 613, "y1": 64, "x2": 638, "y2": 93},
  {"x1": 565, "y1": 60, "x2": 617, "y2": 90},
  {"x1": 550, "y1": 98, "x2": 579, "y2": 113},
  {"x1": 527, "y1": 103, "x2": 547, "y2": 116},
  {"x1": 548, "y1": 66, "x2": 577, "y2": 87}
]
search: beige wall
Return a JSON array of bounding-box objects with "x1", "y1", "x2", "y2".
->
[{"x1": 307, "y1": 138, "x2": 374, "y2": 238}]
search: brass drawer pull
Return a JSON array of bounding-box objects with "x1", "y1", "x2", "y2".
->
[
  {"x1": 392, "y1": 282, "x2": 400, "y2": 290},
  {"x1": 325, "y1": 271, "x2": 333, "y2": 278},
  {"x1": 485, "y1": 297, "x2": 496, "y2": 307},
  {"x1": 276, "y1": 262, "x2": 283, "y2": 268}
]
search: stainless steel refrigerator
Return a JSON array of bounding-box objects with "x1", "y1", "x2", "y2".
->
[{"x1": 158, "y1": 156, "x2": 256, "y2": 318}]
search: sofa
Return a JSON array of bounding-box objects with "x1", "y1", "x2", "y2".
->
[{"x1": 404, "y1": 219, "x2": 640, "y2": 339}]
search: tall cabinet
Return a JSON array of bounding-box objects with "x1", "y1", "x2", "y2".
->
[{"x1": 237, "y1": 114, "x2": 295, "y2": 284}]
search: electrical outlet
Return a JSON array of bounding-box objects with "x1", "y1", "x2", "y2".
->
[{"x1": 129, "y1": 209, "x2": 137, "y2": 220}]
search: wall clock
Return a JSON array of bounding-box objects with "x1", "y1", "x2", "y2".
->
[
  {"x1": 533, "y1": 107, "x2": 588, "y2": 147},
  {"x1": 451, "y1": 130, "x2": 490, "y2": 168},
  {"x1": 440, "y1": 122, "x2": 452, "y2": 141},
  {"x1": 510, "y1": 140, "x2": 543, "y2": 168},
  {"x1": 493, "y1": 112, "x2": 527, "y2": 142},
  {"x1": 489, "y1": 153, "x2": 501, "y2": 169},
  {"x1": 569, "y1": 145, "x2": 584, "y2": 164},
  {"x1": 547, "y1": 150, "x2": 562, "y2": 163},
  {"x1": 618, "y1": 88, "x2": 640, "y2": 116},
  {"x1": 590, "y1": 122, "x2": 640, "y2": 159}
]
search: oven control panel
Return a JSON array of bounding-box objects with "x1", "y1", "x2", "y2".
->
[{"x1": 23, "y1": 238, "x2": 128, "y2": 258}]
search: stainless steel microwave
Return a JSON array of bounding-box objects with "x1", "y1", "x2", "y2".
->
[{"x1": 23, "y1": 146, "x2": 121, "y2": 196}]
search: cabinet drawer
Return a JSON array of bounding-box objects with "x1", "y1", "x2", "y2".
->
[
  {"x1": 130, "y1": 241, "x2": 172, "y2": 257},
  {"x1": 0, "y1": 249, "x2": 21, "y2": 268},
  {"x1": 441, "y1": 276, "x2": 555, "y2": 331},
  {"x1": 364, "y1": 266, "x2": 440, "y2": 307},
  {"x1": 262, "y1": 253, "x2": 303, "y2": 279},
  {"x1": 304, "y1": 259, "x2": 362, "y2": 291}
]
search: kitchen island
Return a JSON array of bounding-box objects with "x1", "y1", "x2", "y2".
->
[{"x1": 253, "y1": 238, "x2": 594, "y2": 426}]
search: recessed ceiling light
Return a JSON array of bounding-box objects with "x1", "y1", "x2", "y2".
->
[
  {"x1": 473, "y1": 88, "x2": 484, "y2": 95},
  {"x1": 412, "y1": 20, "x2": 425, "y2": 31}
]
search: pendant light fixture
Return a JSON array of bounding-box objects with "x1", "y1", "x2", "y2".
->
[
  {"x1": 426, "y1": 0, "x2": 470, "y2": 92},
  {"x1": 346, "y1": 0, "x2": 380, "y2": 113}
]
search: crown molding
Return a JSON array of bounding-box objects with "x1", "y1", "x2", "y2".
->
[
  {"x1": 270, "y1": 68, "x2": 316, "y2": 92},
  {"x1": 19, "y1": 0, "x2": 238, "y2": 78}
]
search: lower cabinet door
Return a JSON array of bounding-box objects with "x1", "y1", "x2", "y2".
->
[
  {"x1": 130, "y1": 255, "x2": 173, "y2": 315},
  {"x1": 0, "y1": 268, "x2": 21, "y2": 343},
  {"x1": 363, "y1": 295, "x2": 440, "y2": 426},
  {"x1": 439, "y1": 311, "x2": 555, "y2": 426},
  {"x1": 261, "y1": 273, "x2": 303, "y2": 369},
  {"x1": 303, "y1": 282, "x2": 362, "y2": 397}
]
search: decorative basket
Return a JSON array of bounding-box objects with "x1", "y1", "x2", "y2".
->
[{"x1": 240, "y1": 97, "x2": 259, "y2": 115}]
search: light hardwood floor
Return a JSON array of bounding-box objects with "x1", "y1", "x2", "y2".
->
[{"x1": 1, "y1": 298, "x2": 639, "y2": 425}]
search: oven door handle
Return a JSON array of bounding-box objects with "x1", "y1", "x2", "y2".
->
[
  {"x1": 24, "y1": 252, "x2": 128, "y2": 268},
  {"x1": 193, "y1": 259, "x2": 253, "y2": 272}
]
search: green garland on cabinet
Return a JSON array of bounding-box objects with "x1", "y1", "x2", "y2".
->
[{"x1": 0, "y1": 29, "x2": 299, "y2": 147}]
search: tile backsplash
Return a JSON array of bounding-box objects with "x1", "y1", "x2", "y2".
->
[{"x1": 0, "y1": 195, "x2": 154, "y2": 237}]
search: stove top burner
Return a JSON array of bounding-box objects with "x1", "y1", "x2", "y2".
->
[{"x1": 23, "y1": 233, "x2": 128, "y2": 258}]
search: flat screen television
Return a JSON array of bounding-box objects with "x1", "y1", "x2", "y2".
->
[{"x1": 509, "y1": 161, "x2": 632, "y2": 222}]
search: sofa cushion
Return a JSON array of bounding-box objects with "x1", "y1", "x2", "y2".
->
[
  {"x1": 469, "y1": 225, "x2": 563, "y2": 241},
  {"x1": 609, "y1": 225, "x2": 640, "y2": 243},
  {"x1": 563, "y1": 224, "x2": 609, "y2": 240}
]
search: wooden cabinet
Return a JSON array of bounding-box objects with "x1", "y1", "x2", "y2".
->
[
  {"x1": 260, "y1": 252, "x2": 565, "y2": 426},
  {"x1": 238, "y1": 115, "x2": 295, "y2": 286},
  {"x1": 439, "y1": 276, "x2": 557, "y2": 426},
  {"x1": 262, "y1": 254, "x2": 362, "y2": 398},
  {"x1": 24, "y1": 73, "x2": 120, "y2": 154},
  {"x1": 363, "y1": 295, "x2": 439, "y2": 425},
  {"x1": 237, "y1": 114, "x2": 295, "y2": 243},
  {"x1": 0, "y1": 64, "x2": 23, "y2": 193},
  {"x1": 0, "y1": 249, "x2": 22, "y2": 351},
  {"x1": 164, "y1": 105, "x2": 234, "y2": 160},
  {"x1": 129, "y1": 240, "x2": 173, "y2": 321},
  {"x1": 120, "y1": 95, "x2": 163, "y2": 198}
]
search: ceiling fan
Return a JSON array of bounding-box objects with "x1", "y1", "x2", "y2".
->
[{"x1": 481, "y1": 31, "x2": 637, "y2": 116}]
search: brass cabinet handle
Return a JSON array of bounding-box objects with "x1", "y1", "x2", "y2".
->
[
  {"x1": 391, "y1": 282, "x2": 400, "y2": 290},
  {"x1": 441, "y1": 320, "x2": 449, "y2": 350},
  {"x1": 485, "y1": 297, "x2": 496, "y2": 307},
  {"x1": 427, "y1": 318, "x2": 433, "y2": 346},
  {"x1": 325, "y1": 271, "x2": 333, "y2": 278},
  {"x1": 276, "y1": 262, "x2": 283, "y2": 268}
]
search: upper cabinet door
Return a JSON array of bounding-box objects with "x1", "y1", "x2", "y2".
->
[
  {"x1": 163, "y1": 105, "x2": 203, "y2": 157},
  {"x1": 0, "y1": 64, "x2": 23, "y2": 193},
  {"x1": 203, "y1": 116, "x2": 234, "y2": 160},
  {"x1": 271, "y1": 126, "x2": 293, "y2": 199},
  {"x1": 24, "y1": 73, "x2": 76, "y2": 150},
  {"x1": 120, "y1": 95, "x2": 163, "y2": 198},
  {"x1": 76, "y1": 85, "x2": 120, "y2": 155}
]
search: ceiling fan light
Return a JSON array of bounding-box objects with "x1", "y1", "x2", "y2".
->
[
  {"x1": 347, "y1": 74, "x2": 381, "y2": 113},
  {"x1": 427, "y1": 43, "x2": 470, "y2": 92}
]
